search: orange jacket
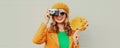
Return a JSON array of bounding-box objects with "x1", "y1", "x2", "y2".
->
[{"x1": 32, "y1": 22, "x2": 79, "y2": 48}]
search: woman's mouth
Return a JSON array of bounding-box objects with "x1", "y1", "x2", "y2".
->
[
  {"x1": 54, "y1": 15, "x2": 65, "y2": 23},
  {"x1": 56, "y1": 16, "x2": 63, "y2": 21}
]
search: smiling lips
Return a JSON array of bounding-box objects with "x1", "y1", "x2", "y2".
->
[{"x1": 56, "y1": 16, "x2": 63, "y2": 21}]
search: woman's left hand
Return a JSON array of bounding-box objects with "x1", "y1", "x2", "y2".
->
[{"x1": 73, "y1": 30, "x2": 80, "y2": 46}]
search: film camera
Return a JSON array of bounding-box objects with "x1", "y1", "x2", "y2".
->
[{"x1": 48, "y1": 9, "x2": 59, "y2": 16}]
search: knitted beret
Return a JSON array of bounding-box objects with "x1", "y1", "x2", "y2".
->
[{"x1": 52, "y1": 2, "x2": 69, "y2": 13}]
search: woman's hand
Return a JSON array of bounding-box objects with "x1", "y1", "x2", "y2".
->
[
  {"x1": 73, "y1": 30, "x2": 80, "y2": 46},
  {"x1": 44, "y1": 9, "x2": 50, "y2": 24}
]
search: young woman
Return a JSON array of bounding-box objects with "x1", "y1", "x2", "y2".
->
[{"x1": 32, "y1": 2, "x2": 80, "y2": 48}]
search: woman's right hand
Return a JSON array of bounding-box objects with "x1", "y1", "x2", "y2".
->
[{"x1": 44, "y1": 9, "x2": 50, "y2": 24}]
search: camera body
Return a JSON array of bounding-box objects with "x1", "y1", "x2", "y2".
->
[{"x1": 49, "y1": 9, "x2": 59, "y2": 16}]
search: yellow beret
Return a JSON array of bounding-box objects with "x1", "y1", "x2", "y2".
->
[{"x1": 52, "y1": 2, "x2": 69, "y2": 13}]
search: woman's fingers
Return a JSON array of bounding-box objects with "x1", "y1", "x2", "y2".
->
[
  {"x1": 44, "y1": 9, "x2": 50, "y2": 20},
  {"x1": 44, "y1": 9, "x2": 50, "y2": 24},
  {"x1": 74, "y1": 30, "x2": 80, "y2": 38}
]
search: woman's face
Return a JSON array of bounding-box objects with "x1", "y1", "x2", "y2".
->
[{"x1": 53, "y1": 9, "x2": 67, "y2": 24}]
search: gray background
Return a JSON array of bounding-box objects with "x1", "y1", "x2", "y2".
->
[{"x1": 0, "y1": 0, "x2": 120, "y2": 48}]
